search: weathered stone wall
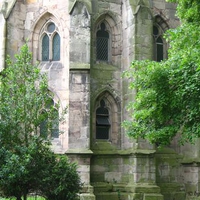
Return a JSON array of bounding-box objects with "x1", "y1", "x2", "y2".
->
[
  {"x1": 67, "y1": 2, "x2": 94, "y2": 199},
  {"x1": 6, "y1": 1, "x2": 26, "y2": 58},
  {"x1": 68, "y1": 1, "x2": 91, "y2": 151},
  {"x1": 6, "y1": 0, "x2": 70, "y2": 152},
  {"x1": 68, "y1": 71, "x2": 90, "y2": 150},
  {"x1": 0, "y1": 13, "x2": 6, "y2": 71},
  {"x1": 2, "y1": 0, "x2": 197, "y2": 200},
  {"x1": 90, "y1": 0, "x2": 122, "y2": 148},
  {"x1": 155, "y1": 148, "x2": 185, "y2": 200}
]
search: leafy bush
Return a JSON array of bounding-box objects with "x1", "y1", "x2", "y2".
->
[
  {"x1": 123, "y1": 0, "x2": 200, "y2": 146},
  {"x1": 39, "y1": 156, "x2": 82, "y2": 200}
]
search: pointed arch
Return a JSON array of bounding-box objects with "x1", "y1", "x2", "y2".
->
[
  {"x1": 39, "y1": 96, "x2": 59, "y2": 139},
  {"x1": 96, "y1": 22, "x2": 110, "y2": 61},
  {"x1": 42, "y1": 33, "x2": 49, "y2": 61},
  {"x1": 153, "y1": 15, "x2": 169, "y2": 61},
  {"x1": 69, "y1": 0, "x2": 91, "y2": 15},
  {"x1": 154, "y1": 15, "x2": 169, "y2": 32},
  {"x1": 31, "y1": 11, "x2": 62, "y2": 63},
  {"x1": 92, "y1": 90, "x2": 121, "y2": 148},
  {"x1": 52, "y1": 32, "x2": 60, "y2": 61},
  {"x1": 93, "y1": 12, "x2": 121, "y2": 64}
]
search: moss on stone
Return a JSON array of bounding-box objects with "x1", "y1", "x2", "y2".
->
[
  {"x1": 70, "y1": 63, "x2": 90, "y2": 70},
  {"x1": 66, "y1": 149, "x2": 93, "y2": 154}
]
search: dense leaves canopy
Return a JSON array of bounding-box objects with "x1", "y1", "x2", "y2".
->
[
  {"x1": 168, "y1": 0, "x2": 200, "y2": 22},
  {"x1": 123, "y1": 0, "x2": 200, "y2": 146}
]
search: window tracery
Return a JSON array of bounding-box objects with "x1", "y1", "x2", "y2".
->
[
  {"x1": 96, "y1": 22, "x2": 110, "y2": 62},
  {"x1": 153, "y1": 16, "x2": 169, "y2": 62},
  {"x1": 40, "y1": 99, "x2": 59, "y2": 139},
  {"x1": 153, "y1": 25, "x2": 164, "y2": 62},
  {"x1": 96, "y1": 99, "x2": 110, "y2": 139},
  {"x1": 41, "y1": 22, "x2": 60, "y2": 61}
]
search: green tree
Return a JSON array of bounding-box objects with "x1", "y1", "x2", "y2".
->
[
  {"x1": 168, "y1": 0, "x2": 200, "y2": 23},
  {"x1": 0, "y1": 137, "x2": 52, "y2": 200},
  {"x1": 40, "y1": 155, "x2": 82, "y2": 200},
  {"x1": 123, "y1": 0, "x2": 200, "y2": 146},
  {"x1": 0, "y1": 44, "x2": 81, "y2": 200},
  {"x1": 0, "y1": 44, "x2": 54, "y2": 148}
]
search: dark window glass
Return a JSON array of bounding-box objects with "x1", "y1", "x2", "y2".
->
[
  {"x1": 42, "y1": 34, "x2": 49, "y2": 61},
  {"x1": 40, "y1": 100, "x2": 59, "y2": 138},
  {"x1": 96, "y1": 23, "x2": 109, "y2": 61},
  {"x1": 96, "y1": 127, "x2": 109, "y2": 139},
  {"x1": 51, "y1": 108, "x2": 59, "y2": 138},
  {"x1": 40, "y1": 111, "x2": 48, "y2": 138},
  {"x1": 53, "y1": 33, "x2": 60, "y2": 61},
  {"x1": 153, "y1": 26, "x2": 159, "y2": 36},
  {"x1": 96, "y1": 116, "x2": 110, "y2": 125},
  {"x1": 96, "y1": 99, "x2": 110, "y2": 139},
  {"x1": 47, "y1": 23, "x2": 55, "y2": 33},
  {"x1": 156, "y1": 37, "x2": 163, "y2": 62},
  {"x1": 153, "y1": 26, "x2": 164, "y2": 62}
]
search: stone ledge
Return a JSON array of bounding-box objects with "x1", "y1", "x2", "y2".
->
[
  {"x1": 92, "y1": 149, "x2": 156, "y2": 155},
  {"x1": 181, "y1": 157, "x2": 200, "y2": 165},
  {"x1": 144, "y1": 193, "x2": 164, "y2": 200},
  {"x1": 158, "y1": 183, "x2": 184, "y2": 193},
  {"x1": 127, "y1": 184, "x2": 161, "y2": 193},
  {"x1": 92, "y1": 182, "x2": 162, "y2": 194},
  {"x1": 79, "y1": 193, "x2": 96, "y2": 200},
  {"x1": 66, "y1": 149, "x2": 93, "y2": 155},
  {"x1": 94, "y1": 192, "x2": 137, "y2": 200},
  {"x1": 70, "y1": 63, "x2": 90, "y2": 70}
]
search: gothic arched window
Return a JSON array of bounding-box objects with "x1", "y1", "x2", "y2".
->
[
  {"x1": 53, "y1": 33, "x2": 60, "y2": 61},
  {"x1": 40, "y1": 99, "x2": 59, "y2": 138},
  {"x1": 41, "y1": 22, "x2": 60, "y2": 61},
  {"x1": 96, "y1": 22, "x2": 110, "y2": 61},
  {"x1": 42, "y1": 34, "x2": 49, "y2": 61},
  {"x1": 96, "y1": 99, "x2": 110, "y2": 139},
  {"x1": 153, "y1": 26, "x2": 164, "y2": 62}
]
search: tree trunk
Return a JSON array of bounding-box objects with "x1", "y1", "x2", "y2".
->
[
  {"x1": 16, "y1": 196, "x2": 22, "y2": 200},
  {"x1": 23, "y1": 192, "x2": 27, "y2": 200}
]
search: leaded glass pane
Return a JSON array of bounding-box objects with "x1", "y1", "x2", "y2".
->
[
  {"x1": 51, "y1": 108, "x2": 59, "y2": 138},
  {"x1": 47, "y1": 23, "x2": 55, "y2": 33},
  {"x1": 96, "y1": 37, "x2": 109, "y2": 61},
  {"x1": 53, "y1": 33, "x2": 60, "y2": 61},
  {"x1": 42, "y1": 34, "x2": 49, "y2": 61},
  {"x1": 40, "y1": 120, "x2": 48, "y2": 138},
  {"x1": 96, "y1": 126, "x2": 109, "y2": 139},
  {"x1": 156, "y1": 37, "x2": 163, "y2": 62},
  {"x1": 96, "y1": 107, "x2": 109, "y2": 115},
  {"x1": 40, "y1": 111, "x2": 48, "y2": 138},
  {"x1": 96, "y1": 99, "x2": 110, "y2": 139},
  {"x1": 96, "y1": 23, "x2": 109, "y2": 61},
  {"x1": 153, "y1": 26, "x2": 159, "y2": 36},
  {"x1": 96, "y1": 116, "x2": 110, "y2": 125}
]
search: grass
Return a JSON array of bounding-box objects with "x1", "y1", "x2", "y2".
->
[
  {"x1": 0, "y1": 196, "x2": 45, "y2": 200},
  {"x1": 186, "y1": 195, "x2": 200, "y2": 200}
]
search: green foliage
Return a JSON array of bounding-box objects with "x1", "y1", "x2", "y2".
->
[
  {"x1": 167, "y1": 0, "x2": 200, "y2": 23},
  {"x1": 0, "y1": 197, "x2": 45, "y2": 200},
  {"x1": 40, "y1": 155, "x2": 82, "y2": 200},
  {"x1": 0, "y1": 137, "x2": 52, "y2": 200},
  {"x1": 0, "y1": 44, "x2": 81, "y2": 200},
  {"x1": 0, "y1": 44, "x2": 55, "y2": 148},
  {"x1": 123, "y1": 60, "x2": 177, "y2": 146},
  {"x1": 0, "y1": 139, "x2": 82, "y2": 200},
  {"x1": 123, "y1": 3, "x2": 200, "y2": 146}
]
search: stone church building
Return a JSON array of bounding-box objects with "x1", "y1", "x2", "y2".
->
[{"x1": 0, "y1": 0, "x2": 199, "y2": 200}]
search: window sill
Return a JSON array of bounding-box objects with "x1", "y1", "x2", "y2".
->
[{"x1": 38, "y1": 61, "x2": 63, "y2": 70}]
